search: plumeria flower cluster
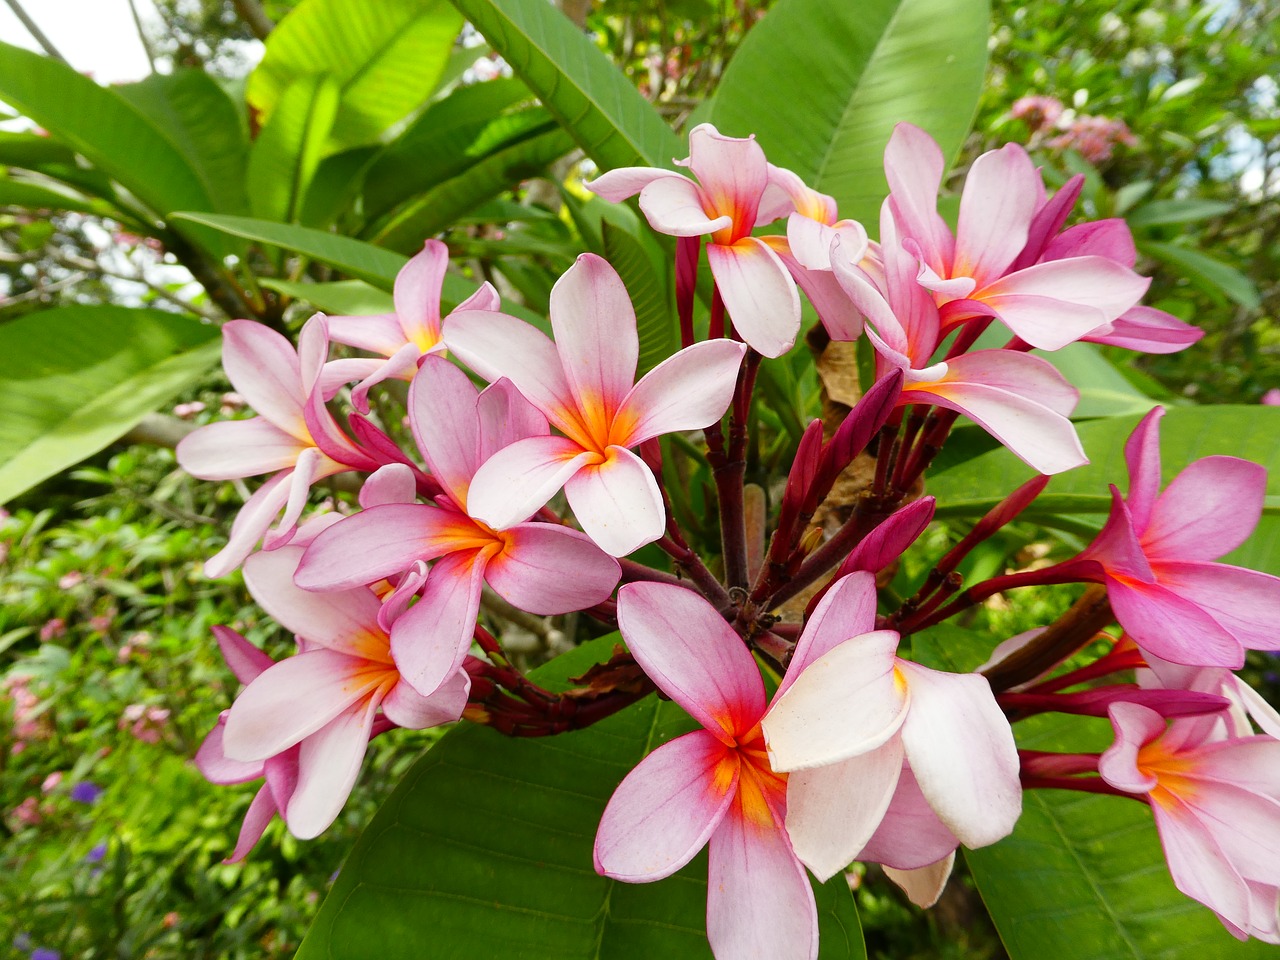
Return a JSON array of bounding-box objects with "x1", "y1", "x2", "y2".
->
[{"x1": 179, "y1": 122, "x2": 1280, "y2": 956}]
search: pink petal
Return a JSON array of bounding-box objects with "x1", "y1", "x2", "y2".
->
[
  {"x1": 177, "y1": 418, "x2": 305, "y2": 481},
  {"x1": 393, "y1": 240, "x2": 447, "y2": 347},
  {"x1": 485, "y1": 523, "x2": 620, "y2": 614},
  {"x1": 389, "y1": 550, "x2": 489, "y2": 698},
  {"x1": 564, "y1": 446, "x2": 664, "y2": 556},
  {"x1": 466, "y1": 435, "x2": 601, "y2": 531},
  {"x1": 1085, "y1": 305, "x2": 1203, "y2": 354},
  {"x1": 979, "y1": 257, "x2": 1150, "y2": 350},
  {"x1": 706, "y1": 237, "x2": 801, "y2": 358},
  {"x1": 409, "y1": 355, "x2": 481, "y2": 507},
  {"x1": 1123, "y1": 406, "x2": 1164, "y2": 533},
  {"x1": 358, "y1": 463, "x2": 417, "y2": 509},
  {"x1": 829, "y1": 233, "x2": 909, "y2": 354},
  {"x1": 615, "y1": 581, "x2": 766, "y2": 740},
  {"x1": 286, "y1": 695, "x2": 380, "y2": 839},
  {"x1": 294, "y1": 503, "x2": 482, "y2": 592},
  {"x1": 883, "y1": 854, "x2": 956, "y2": 908},
  {"x1": 686, "y1": 123, "x2": 768, "y2": 232},
  {"x1": 953, "y1": 143, "x2": 1039, "y2": 286},
  {"x1": 857, "y1": 762, "x2": 961, "y2": 869},
  {"x1": 220, "y1": 320, "x2": 307, "y2": 436},
  {"x1": 1099, "y1": 701, "x2": 1165, "y2": 793},
  {"x1": 587, "y1": 166, "x2": 686, "y2": 203},
  {"x1": 594, "y1": 730, "x2": 736, "y2": 881},
  {"x1": 779, "y1": 571, "x2": 880, "y2": 699},
  {"x1": 786, "y1": 214, "x2": 866, "y2": 271},
  {"x1": 1151, "y1": 794, "x2": 1254, "y2": 936},
  {"x1": 325, "y1": 312, "x2": 405, "y2": 356},
  {"x1": 222, "y1": 648, "x2": 378, "y2": 762},
  {"x1": 212, "y1": 624, "x2": 274, "y2": 685},
  {"x1": 615, "y1": 339, "x2": 745, "y2": 446},
  {"x1": 883, "y1": 123, "x2": 954, "y2": 274},
  {"x1": 204, "y1": 471, "x2": 293, "y2": 579},
  {"x1": 943, "y1": 349, "x2": 1079, "y2": 415},
  {"x1": 196, "y1": 717, "x2": 264, "y2": 784},
  {"x1": 260, "y1": 448, "x2": 329, "y2": 551},
  {"x1": 381, "y1": 672, "x2": 469, "y2": 729},
  {"x1": 1156, "y1": 561, "x2": 1280, "y2": 655},
  {"x1": 1042, "y1": 219, "x2": 1137, "y2": 267},
  {"x1": 475, "y1": 378, "x2": 549, "y2": 459},
  {"x1": 442, "y1": 309, "x2": 579, "y2": 435},
  {"x1": 1144, "y1": 457, "x2": 1265, "y2": 561},
  {"x1": 763, "y1": 629, "x2": 907, "y2": 771},
  {"x1": 637, "y1": 174, "x2": 732, "y2": 237},
  {"x1": 779, "y1": 247, "x2": 865, "y2": 341},
  {"x1": 225, "y1": 784, "x2": 279, "y2": 863},
  {"x1": 243, "y1": 547, "x2": 386, "y2": 657},
  {"x1": 1108, "y1": 575, "x2": 1244, "y2": 668},
  {"x1": 549, "y1": 254, "x2": 639, "y2": 419},
  {"x1": 784, "y1": 738, "x2": 905, "y2": 881},
  {"x1": 349, "y1": 343, "x2": 423, "y2": 414},
  {"x1": 896, "y1": 661, "x2": 1021, "y2": 848},
  {"x1": 707, "y1": 804, "x2": 819, "y2": 960}
]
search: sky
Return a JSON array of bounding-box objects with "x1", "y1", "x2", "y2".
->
[{"x1": 0, "y1": 0, "x2": 159, "y2": 84}]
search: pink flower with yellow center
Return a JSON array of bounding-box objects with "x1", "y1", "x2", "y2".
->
[{"x1": 595, "y1": 581, "x2": 818, "y2": 960}]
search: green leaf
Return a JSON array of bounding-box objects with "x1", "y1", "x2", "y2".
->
[
  {"x1": 247, "y1": 0, "x2": 463, "y2": 150},
  {"x1": 967, "y1": 712, "x2": 1274, "y2": 960},
  {"x1": 0, "y1": 176, "x2": 102, "y2": 214},
  {"x1": 260, "y1": 278, "x2": 393, "y2": 315},
  {"x1": 1126, "y1": 198, "x2": 1231, "y2": 228},
  {"x1": 114, "y1": 69, "x2": 251, "y2": 216},
  {"x1": 0, "y1": 306, "x2": 219, "y2": 505},
  {"x1": 361, "y1": 77, "x2": 533, "y2": 219},
  {"x1": 247, "y1": 74, "x2": 341, "y2": 223},
  {"x1": 368, "y1": 123, "x2": 573, "y2": 251},
  {"x1": 928, "y1": 406, "x2": 1280, "y2": 522},
  {"x1": 710, "y1": 0, "x2": 989, "y2": 229},
  {"x1": 449, "y1": 0, "x2": 684, "y2": 171},
  {"x1": 0, "y1": 129, "x2": 77, "y2": 168},
  {"x1": 171, "y1": 212, "x2": 407, "y2": 287},
  {"x1": 298, "y1": 635, "x2": 865, "y2": 959},
  {"x1": 602, "y1": 221, "x2": 676, "y2": 376},
  {"x1": 0, "y1": 42, "x2": 215, "y2": 218},
  {"x1": 1140, "y1": 241, "x2": 1261, "y2": 310}
]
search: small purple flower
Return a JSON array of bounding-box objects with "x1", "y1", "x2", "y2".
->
[
  {"x1": 31, "y1": 948, "x2": 62, "y2": 960},
  {"x1": 85, "y1": 842, "x2": 108, "y2": 864},
  {"x1": 69, "y1": 782, "x2": 103, "y2": 805},
  {"x1": 12, "y1": 933, "x2": 31, "y2": 951}
]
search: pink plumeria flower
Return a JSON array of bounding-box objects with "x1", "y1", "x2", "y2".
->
[
  {"x1": 295, "y1": 356, "x2": 621, "y2": 699},
  {"x1": 444, "y1": 253, "x2": 746, "y2": 556},
  {"x1": 1099, "y1": 700, "x2": 1280, "y2": 942},
  {"x1": 761, "y1": 572, "x2": 1022, "y2": 885},
  {"x1": 1055, "y1": 406, "x2": 1280, "y2": 667},
  {"x1": 177, "y1": 316, "x2": 379, "y2": 577},
  {"x1": 587, "y1": 124, "x2": 801, "y2": 357},
  {"x1": 325, "y1": 239, "x2": 500, "y2": 412},
  {"x1": 832, "y1": 202, "x2": 1087, "y2": 475},
  {"x1": 596, "y1": 581, "x2": 818, "y2": 960},
  {"x1": 1139, "y1": 651, "x2": 1280, "y2": 742},
  {"x1": 884, "y1": 122, "x2": 1149, "y2": 351},
  {"x1": 205, "y1": 546, "x2": 467, "y2": 850}
]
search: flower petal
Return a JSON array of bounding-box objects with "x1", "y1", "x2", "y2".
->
[
  {"x1": 225, "y1": 784, "x2": 279, "y2": 863},
  {"x1": 784, "y1": 738, "x2": 904, "y2": 881},
  {"x1": 466, "y1": 435, "x2": 600, "y2": 531},
  {"x1": 564, "y1": 446, "x2": 664, "y2": 557},
  {"x1": 1085, "y1": 305, "x2": 1203, "y2": 354},
  {"x1": 221, "y1": 320, "x2": 307, "y2": 437},
  {"x1": 409, "y1": 355, "x2": 481, "y2": 507},
  {"x1": 779, "y1": 571, "x2": 880, "y2": 699},
  {"x1": 1155, "y1": 561, "x2": 1280, "y2": 655},
  {"x1": 897, "y1": 661, "x2": 1021, "y2": 848},
  {"x1": 616, "y1": 581, "x2": 766, "y2": 740},
  {"x1": 325, "y1": 312, "x2": 405, "y2": 356},
  {"x1": 587, "y1": 166, "x2": 685, "y2": 202},
  {"x1": 1144, "y1": 457, "x2": 1265, "y2": 561},
  {"x1": 954, "y1": 143, "x2": 1039, "y2": 285},
  {"x1": 638, "y1": 173, "x2": 732, "y2": 236},
  {"x1": 857, "y1": 761, "x2": 961, "y2": 869},
  {"x1": 204, "y1": 471, "x2": 293, "y2": 579},
  {"x1": 884, "y1": 854, "x2": 956, "y2": 908},
  {"x1": 390, "y1": 550, "x2": 488, "y2": 698},
  {"x1": 196, "y1": 717, "x2": 264, "y2": 785},
  {"x1": 763, "y1": 630, "x2": 907, "y2": 771},
  {"x1": 177, "y1": 418, "x2": 305, "y2": 481},
  {"x1": 883, "y1": 123, "x2": 954, "y2": 274},
  {"x1": 212, "y1": 624, "x2": 274, "y2": 685},
  {"x1": 1123, "y1": 406, "x2": 1164, "y2": 533},
  {"x1": 1108, "y1": 575, "x2": 1244, "y2": 668},
  {"x1": 286, "y1": 695, "x2": 379, "y2": 839},
  {"x1": 686, "y1": 123, "x2": 769, "y2": 231},
  {"x1": 486, "y1": 523, "x2": 620, "y2": 614},
  {"x1": 393, "y1": 240, "x2": 447, "y2": 347},
  {"x1": 615, "y1": 339, "x2": 745, "y2": 446},
  {"x1": 549, "y1": 254, "x2": 639, "y2": 420},
  {"x1": 707, "y1": 804, "x2": 819, "y2": 960},
  {"x1": 707, "y1": 237, "x2": 801, "y2": 358},
  {"x1": 358, "y1": 463, "x2": 417, "y2": 509},
  {"x1": 382, "y1": 672, "x2": 469, "y2": 729},
  {"x1": 475, "y1": 377, "x2": 549, "y2": 459},
  {"x1": 594, "y1": 730, "x2": 735, "y2": 881}
]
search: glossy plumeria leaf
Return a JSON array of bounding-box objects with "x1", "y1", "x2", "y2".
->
[
  {"x1": 0, "y1": 306, "x2": 219, "y2": 505},
  {"x1": 710, "y1": 0, "x2": 989, "y2": 229},
  {"x1": 448, "y1": 0, "x2": 685, "y2": 172},
  {"x1": 297, "y1": 635, "x2": 865, "y2": 960}
]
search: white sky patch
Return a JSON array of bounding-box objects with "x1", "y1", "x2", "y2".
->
[{"x1": 0, "y1": 0, "x2": 159, "y2": 84}]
